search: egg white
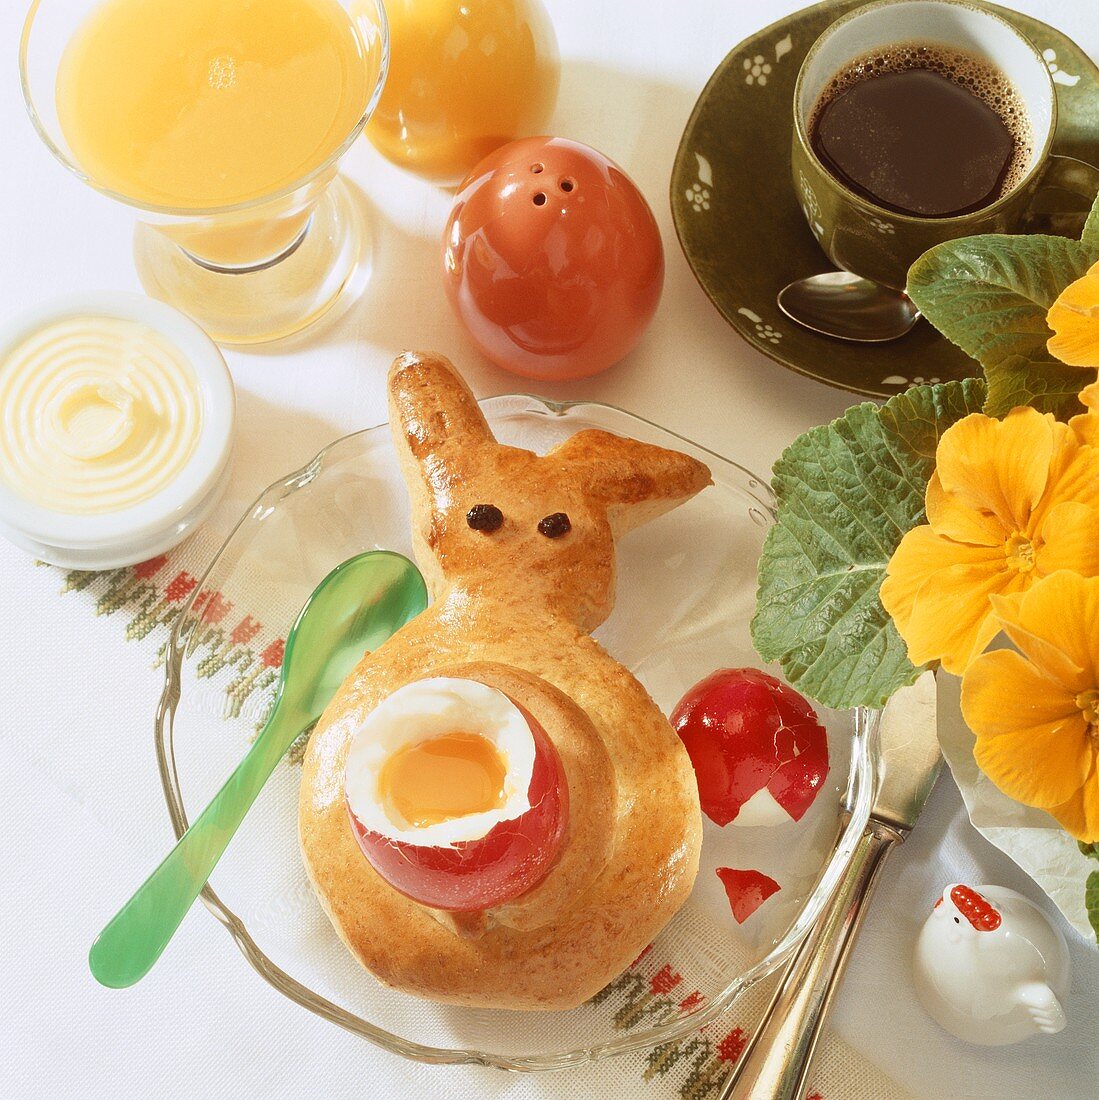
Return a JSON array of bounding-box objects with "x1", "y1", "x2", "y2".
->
[
  {"x1": 731, "y1": 785, "x2": 792, "y2": 827},
  {"x1": 344, "y1": 677, "x2": 536, "y2": 847}
]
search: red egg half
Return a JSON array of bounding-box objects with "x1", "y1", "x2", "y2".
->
[
  {"x1": 442, "y1": 136, "x2": 664, "y2": 381},
  {"x1": 348, "y1": 692, "x2": 568, "y2": 912},
  {"x1": 672, "y1": 668, "x2": 829, "y2": 827}
]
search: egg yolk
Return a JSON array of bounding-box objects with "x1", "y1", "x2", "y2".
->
[{"x1": 380, "y1": 732, "x2": 508, "y2": 828}]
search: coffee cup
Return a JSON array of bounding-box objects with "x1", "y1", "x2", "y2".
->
[{"x1": 791, "y1": 0, "x2": 1099, "y2": 290}]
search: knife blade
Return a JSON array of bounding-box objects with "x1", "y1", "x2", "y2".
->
[
  {"x1": 872, "y1": 668, "x2": 942, "y2": 832},
  {"x1": 720, "y1": 672, "x2": 941, "y2": 1100}
]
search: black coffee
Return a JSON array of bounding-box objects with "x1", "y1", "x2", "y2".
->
[{"x1": 809, "y1": 44, "x2": 1032, "y2": 218}]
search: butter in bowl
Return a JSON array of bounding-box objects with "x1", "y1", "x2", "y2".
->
[{"x1": 0, "y1": 292, "x2": 234, "y2": 568}]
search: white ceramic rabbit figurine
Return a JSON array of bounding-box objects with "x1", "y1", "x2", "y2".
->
[{"x1": 913, "y1": 883, "x2": 1070, "y2": 1045}]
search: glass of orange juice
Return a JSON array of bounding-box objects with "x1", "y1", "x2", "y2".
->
[{"x1": 20, "y1": 0, "x2": 388, "y2": 345}]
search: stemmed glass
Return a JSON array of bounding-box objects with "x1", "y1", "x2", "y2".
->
[{"x1": 20, "y1": 0, "x2": 389, "y2": 346}]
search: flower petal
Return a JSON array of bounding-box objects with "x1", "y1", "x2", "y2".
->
[
  {"x1": 1036, "y1": 501, "x2": 1099, "y2": 579},
  {"x1": 1069, "y1": 377, "x2": 1099, "y2": 445},
  {"x1": 1072, "y1": 412, "x2": 1099, "y2": 447},
  {"x1": 884, "y1": 530, "x2": 1017, "y2": 673},
  {"x1": 1030, "y1": 425, "x2": 1099, "y2": 534},
  {"x1": 925, "y1": 473, "x2": 1004, "y2": 546},
  {"x1": 1046, "y1": 260, "x2": 1099, "y2": 368},
  {"x1": 934, "y1": 410, "x2": 1054, "y2": 532},
  {"x1": 1046, "y1": 757, "x2": 1099, "y2": 843},
  {"x1": 993, "y1": 571, "x2": 1099, "y2": 686},
  {"x1": 962, "y1": 649, "x2": 1080, "y2": 735},
  {"x1": 988, "y1": 590, "x2": 1088, "y2": 692},
  {"x1": 975, "y1": 718, "x2": 1095, "y2": 811},
  {"x1": 881, "y1": 525, "x2": 1004, "y2": 637},
  {"x1": 964, "y1": 650, "x2": 1091, "y2": 807}
]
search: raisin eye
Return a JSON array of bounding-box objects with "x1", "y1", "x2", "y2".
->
[
  {"x1": 467, "y1": 504, "x2": 503, "y2": 532},
  {"x1": 538, "y1": 512, "x2": 571, "y2": 538}
]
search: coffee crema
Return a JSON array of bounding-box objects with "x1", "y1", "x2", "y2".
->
[{"x1": 809, "y1": 43, "x2": 1033, "y2": 218}]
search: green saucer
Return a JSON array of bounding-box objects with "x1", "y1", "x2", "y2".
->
[{"x1": 671, "y1": 0, "x2": 1099, "y2": 398}]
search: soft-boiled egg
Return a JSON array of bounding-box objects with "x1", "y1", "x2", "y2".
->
[{"x1": 345, "y1": 677, "x2": 568, "y2": 911}]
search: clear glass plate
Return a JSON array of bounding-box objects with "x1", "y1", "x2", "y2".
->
[{"x1": 156, "y1": 395, "x2": 874, "y2": 1070}]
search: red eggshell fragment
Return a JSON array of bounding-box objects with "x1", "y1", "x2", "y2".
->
[
  {"x1": 442, "y1": 136, "x2": 664, "y2": 381},
  {"x1": 349, "y1": 707, "x2": 568, "y2": 912},
  {"x1": 672, "y1": 668, "x2": 829, "y2": 826},
  {"x1": 767, "y1": 733, "x2": 831, "y2": 822},
  {"x1": 716, "y1": 867, "x2": 781, "y2": 924}
]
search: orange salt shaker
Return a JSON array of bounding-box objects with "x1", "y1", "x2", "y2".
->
[{"x1": 443, "y1": 137, "x2": 665, "y2": 381}]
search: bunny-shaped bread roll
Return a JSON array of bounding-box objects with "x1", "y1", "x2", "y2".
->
[{"x1": 299, "y1": 352, "x2": 711, "y2": 1009}]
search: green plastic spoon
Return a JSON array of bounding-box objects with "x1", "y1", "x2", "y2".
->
[{"x1": 89, "y1": 550, "x2": 427, "y2": 989}]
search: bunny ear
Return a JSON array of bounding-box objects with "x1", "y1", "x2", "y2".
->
[
  {"x1": 388, "y1": 352, "x2": 495, "y2": 474},
  {"x1": 550, "y1": 430, "x2": 712, "y2": 535}
]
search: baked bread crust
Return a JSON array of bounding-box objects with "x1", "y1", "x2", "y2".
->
[{"x1": 298, "y1": 352, "x2": 710, "y2": 1009}]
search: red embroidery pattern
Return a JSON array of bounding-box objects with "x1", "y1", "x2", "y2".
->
[
  {"x1": 650, "y1": 965, "x2": 683, "y2": 996},
  {"x1": 166, "y1": 571, "x2": 198, "y2": 603},
  {"x1": 716, "y1": 1027, "x2": 747, "y2": 1063},
  {"x1": 132, "y1": 554, "x2": 169, "y2": 580},
  {"x1": 231, "y1": 615, "x2": 263, "y2": 646},
  {"x1": 592, "y1": 959, "x2": 829, "y2": 1099},
  {"x1": 197, "y1": 589, "x2": 234, "y2": 625},
  {"x1": 58, "y1": 554, "x2": 287, "y2": 730}
]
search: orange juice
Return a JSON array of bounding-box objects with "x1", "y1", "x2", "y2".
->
[{"x1": 56, "y1": 0, "x2": 374, "y2": 209}]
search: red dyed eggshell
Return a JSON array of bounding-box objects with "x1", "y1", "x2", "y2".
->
[
  {"x1": 349, "y1": 706, "x2": 568, "y2": 912},
  {"x1": 672, "y1": 668, "x2": 830, "y2": 827},
  {"x1": 716, "y1": 866, "x2": 781, "y2": 925},
  {"x1": 443, "y1": 136, "x2": 664, "y2": 381}
]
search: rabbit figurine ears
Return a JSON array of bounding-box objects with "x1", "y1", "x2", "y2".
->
[{"x1": 388, "y1": 352, "x2": 712, "y2": 626}]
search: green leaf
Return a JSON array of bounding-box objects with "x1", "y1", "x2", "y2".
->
[
  {"x1": 1086, "y1": 870, "x2": 1099, "y2": 948},
  {"x1": 984, "y1": 353, "x2": 1098, "y2": 421},
  {"x1": 1081, "y1": 190, "x2": 1099, "y2": 252},
  {"x1": 752, "y1": 379, "x2": 985, "y2": 709},
  {"x1": 907, "y1": 234, "x2": 1096, "y2": 419},
  {"x1": 1074, "y1": 842, "x2": 1098, "y2": 946}
]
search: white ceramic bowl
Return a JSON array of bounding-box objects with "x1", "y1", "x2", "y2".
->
[{"x1": 0, "y1": 292, "x2": 235, "y2": 568}]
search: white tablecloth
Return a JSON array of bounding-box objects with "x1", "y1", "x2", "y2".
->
[{"x1": 2, "y1": 1, "x2": 1096, "y2": 1097}]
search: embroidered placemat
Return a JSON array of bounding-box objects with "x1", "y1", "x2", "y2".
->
[{"x1": 40, "y1": 536, "x2": 911, "y2": 1100}]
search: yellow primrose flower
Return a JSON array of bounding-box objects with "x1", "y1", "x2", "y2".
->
[
  {"x1": 1070, "y1": 376, "x2": 1099, "y2": 446},
  {"x1": 961, "y1": 572, "x2": 1099, "y2": 843},
  {"x1": 1047, "y1": 260, "x2": 1099, "y2": 367},
  {"x1": 881, "y1": 407, "x2": 1099, "y2": 674}
]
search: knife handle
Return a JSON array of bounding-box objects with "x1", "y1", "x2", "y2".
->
[{"x1": 717, "y1": 819, "x2": 903, "y2": 1100}]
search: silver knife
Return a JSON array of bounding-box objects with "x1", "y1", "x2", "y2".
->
[{"x1": 719, "y1": 671, "x2": 941, "y2": 1100}]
